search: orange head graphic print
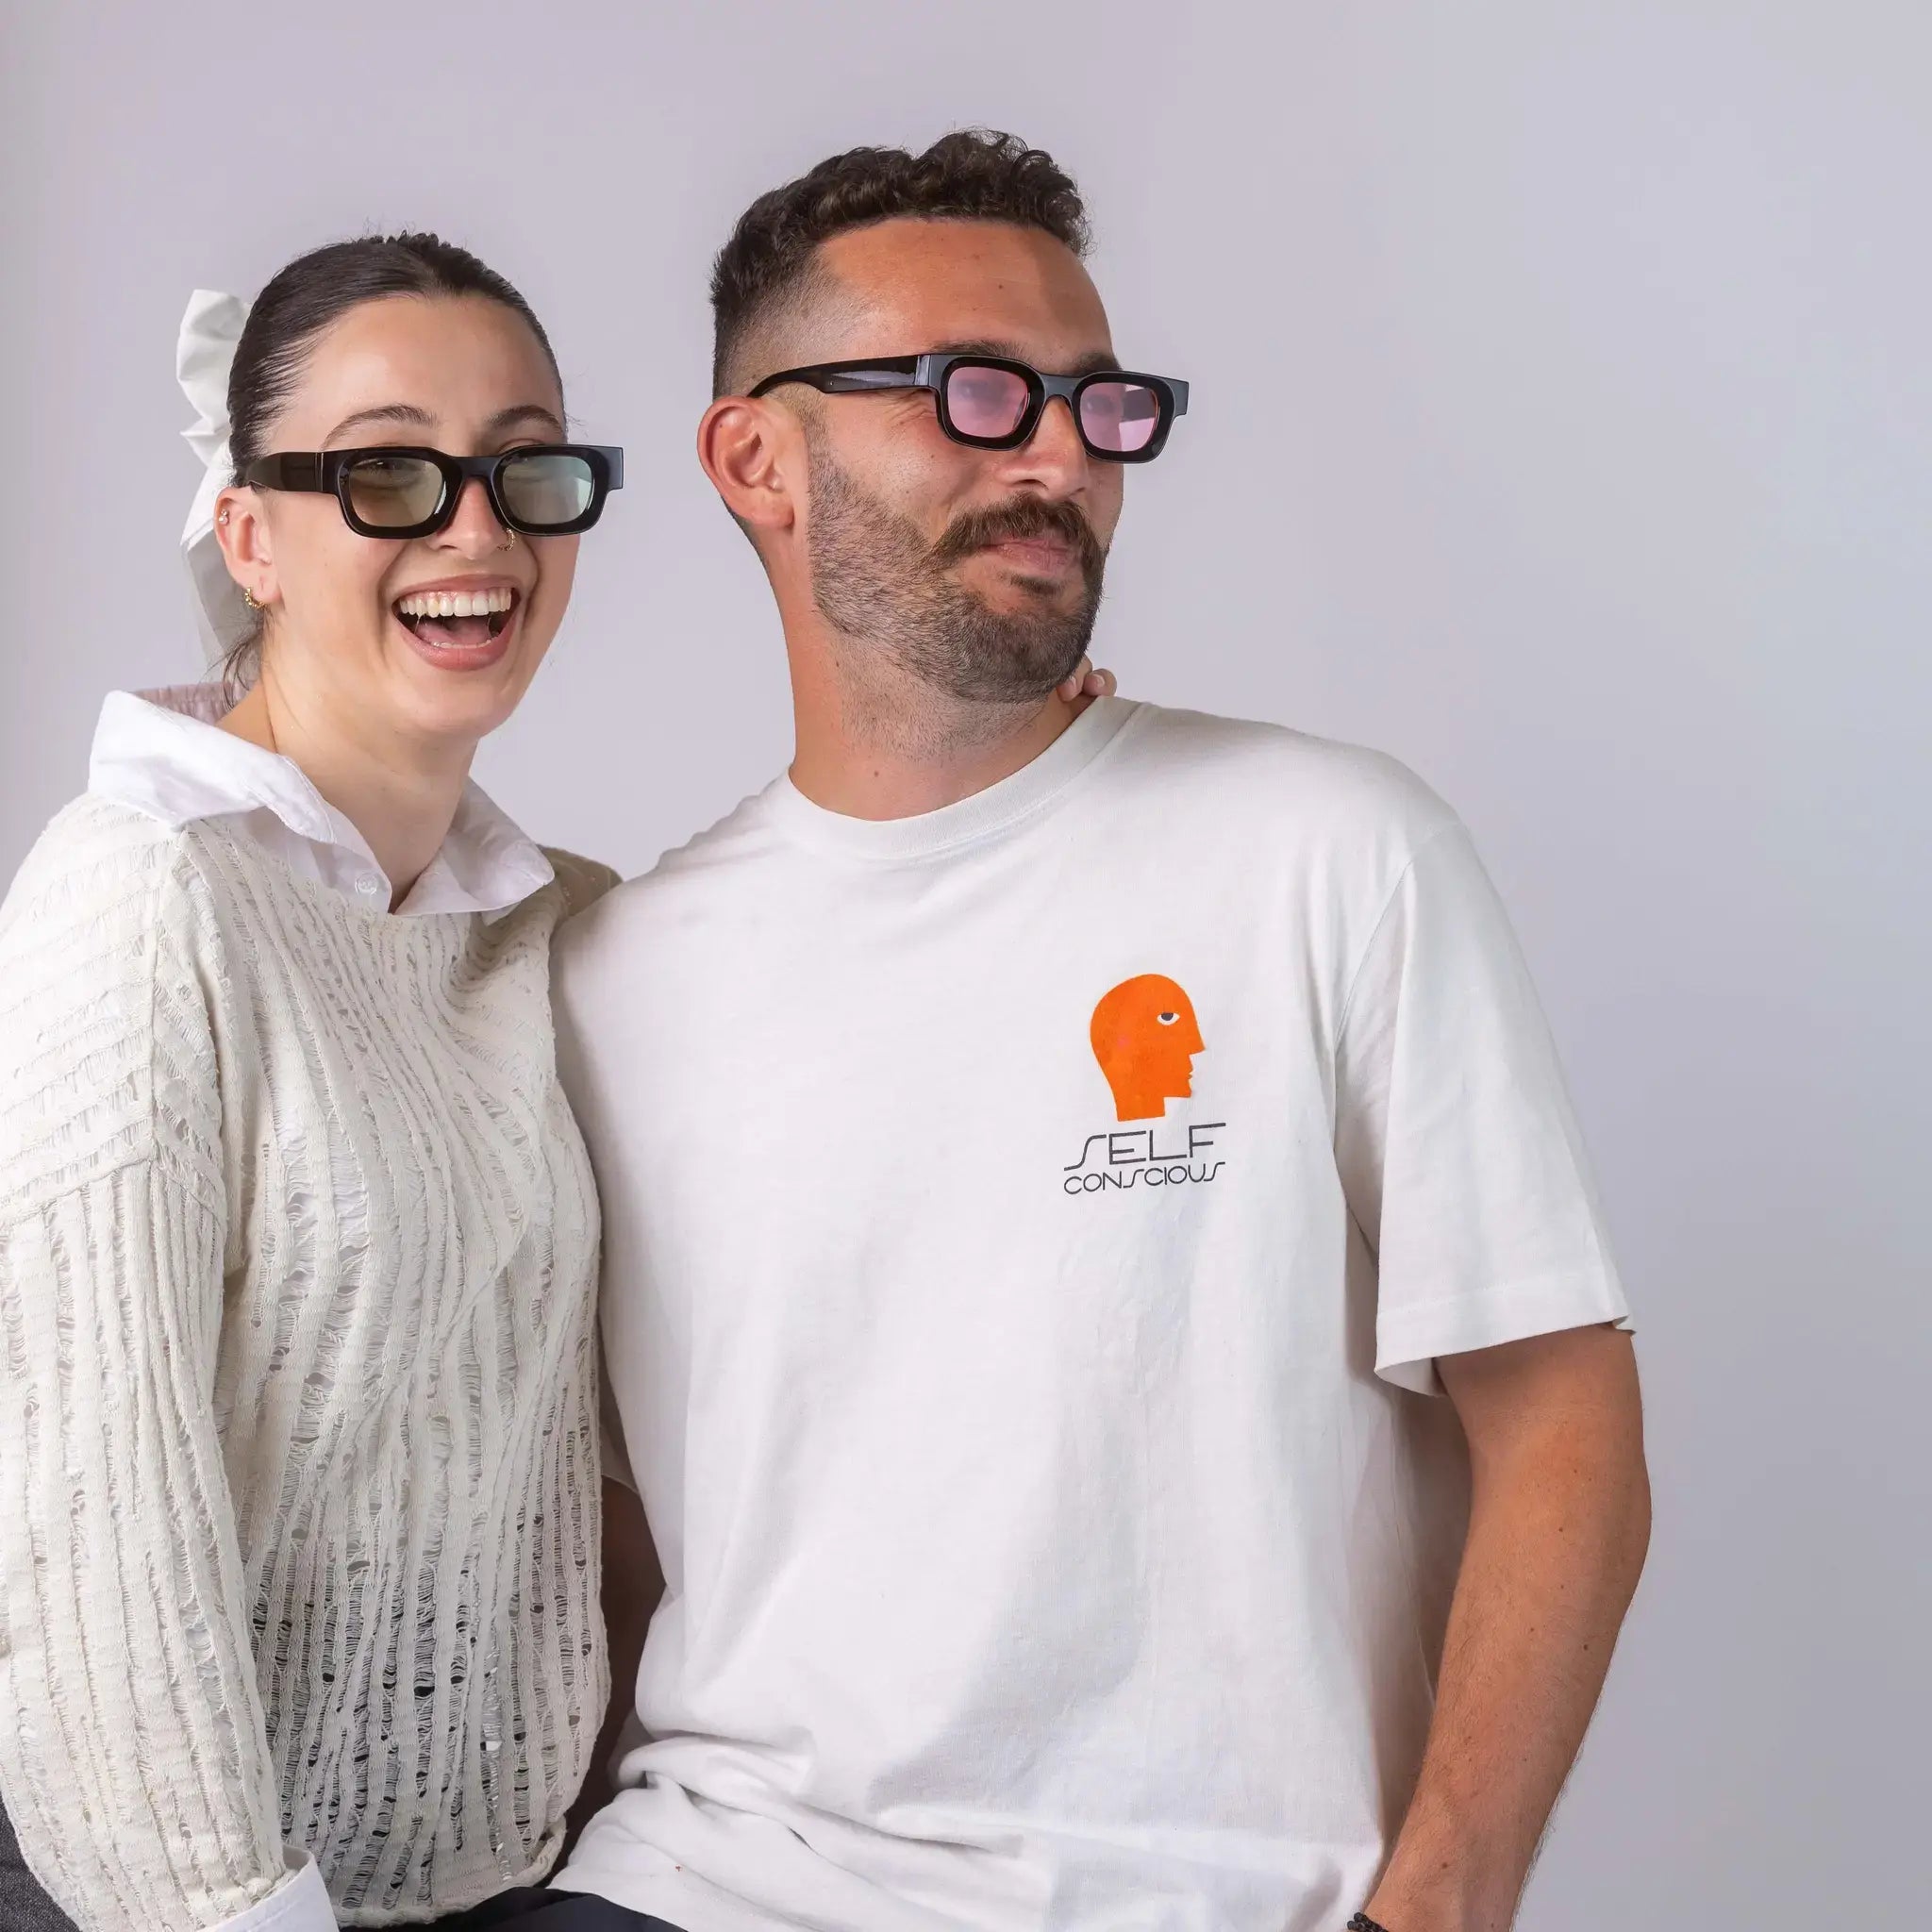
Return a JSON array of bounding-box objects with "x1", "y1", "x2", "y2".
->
[{"x1": 1091, "y1": 975, "x2": 1206, "y2": 1122}]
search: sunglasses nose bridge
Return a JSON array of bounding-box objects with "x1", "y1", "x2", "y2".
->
[
  {"x1": 1010, "y1": 388, "x2": 1092, "y2": 464},
  {"x1": 437, "y1": 467, "x2": 513, "y2": 545}
]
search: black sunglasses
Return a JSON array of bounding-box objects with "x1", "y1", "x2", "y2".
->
[
  {"x1": 749, "y1": 355, "x2": 1189, "y2": 463},
  {"x1": 242, "y1": 443, "x2": 624, "y2": 539}
]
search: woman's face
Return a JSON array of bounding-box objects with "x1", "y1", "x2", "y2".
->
[{"x1": 219, "y1": 293, "x2": 578, "y2": 748}]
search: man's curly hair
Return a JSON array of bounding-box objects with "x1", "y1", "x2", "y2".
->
[{"x1": 710, "y1": 129, "x2": 1091, "y2": 396}]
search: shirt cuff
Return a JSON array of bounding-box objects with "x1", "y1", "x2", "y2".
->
[
  {"x1": 1375, "y1": 1270, "x2": 1633, "y2": 1395},
  {"x1": 209, "y1": 1852, "x2": 336, "y2": 1932}
]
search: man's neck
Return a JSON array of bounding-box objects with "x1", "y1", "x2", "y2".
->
[
  {"x1": 785, "y1": 623, "x2": 1084, "y2": 821},
  {"x1": 221, "y1": 672, "x2": 475, "y2": 905}
]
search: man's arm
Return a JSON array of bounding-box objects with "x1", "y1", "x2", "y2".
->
[{"x1": 1362, "y1": 1324, "x2": 1650, "y2": 1932}]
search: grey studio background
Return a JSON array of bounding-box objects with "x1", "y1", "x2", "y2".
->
[{"x1": 3, "y1": 3, "x2": 1927, "y2": 1927}]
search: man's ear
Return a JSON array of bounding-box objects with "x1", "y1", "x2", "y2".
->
[
  {"x1": 213, "y1": 485, "x2": 279, "y2": 608},
  {"x1": 697, "y1": 396, "x2": 799, "y2": 541}
]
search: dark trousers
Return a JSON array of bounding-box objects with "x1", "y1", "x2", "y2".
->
[
  {"x1": 430, "y1": 1888, "x2": 680, "y2": 1930},
  {"x1": 0, "y1": 1791, "x2": 78, "y2": 1932}
]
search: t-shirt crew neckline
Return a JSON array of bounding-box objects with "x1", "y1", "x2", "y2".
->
[{"x1": 765, "y1": 695, "x2": 1146, "y2": 864}]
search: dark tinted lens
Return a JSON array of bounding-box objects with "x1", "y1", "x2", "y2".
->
[
  {"x1": 342, "y1": 454, "x2": 447, "y2": 528},
  {"x1": 1078, "y1": 380, "x2": 1163, "y2": 455},
  {"x1": 944, "y1": 363, "x2": 1033, "y2": 441},
  {"x1": 498, "y1": 450, "x2": 596, "y2": 528}
]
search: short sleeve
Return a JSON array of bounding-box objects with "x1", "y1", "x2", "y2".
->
[{"x1": 1333, "y1": 821, "x2": 1630, "y2": 1394}]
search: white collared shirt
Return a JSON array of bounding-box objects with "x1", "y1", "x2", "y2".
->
[{"x1": 88, "y1": 685, "x2": 555, "y2": 918}]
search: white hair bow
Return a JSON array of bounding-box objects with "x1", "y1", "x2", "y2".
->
[{"x1": 177, "y1": 288, "x2": 253, "y2": 660}]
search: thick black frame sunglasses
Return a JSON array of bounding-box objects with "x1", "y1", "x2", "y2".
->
[
  {"x1": 749, "y1": 354, "x2": 1189, "y2": 462},
  {"x1": 242, "y1": 443, "x2": 625, "y2": 539}
]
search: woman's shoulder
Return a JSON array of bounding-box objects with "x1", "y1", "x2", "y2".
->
[
  {"x1": 538, "y1": 846, "x2": 625, "y2": 921},
  {"x1": 0, "y1": 795, "x2": 225, "y2": 1222},
  {"x1": 2, "y1": 791, "x2": 209, "y2": 939}
]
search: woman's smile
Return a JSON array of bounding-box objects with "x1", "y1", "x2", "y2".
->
[{"x1": 391, "y1": 574, "x2": 525, "y2": 672}]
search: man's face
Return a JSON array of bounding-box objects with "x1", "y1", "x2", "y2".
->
[{"x1": 785, "y1": 219, "x2": 1126, "y2": 705}]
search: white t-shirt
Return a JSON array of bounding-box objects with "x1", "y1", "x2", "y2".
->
[{"x1": 552, "y1": 699, "x2": 1628, "y2": 1932}]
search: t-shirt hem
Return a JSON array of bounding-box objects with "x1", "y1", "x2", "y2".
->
[{"x1": 1375, "y1": 1272, "x2": 1633, "y2": 1394}]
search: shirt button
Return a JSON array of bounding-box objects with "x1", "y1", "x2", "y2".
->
[{"x1": 356, "y1": 874, "x2": 383, "y2": 899}]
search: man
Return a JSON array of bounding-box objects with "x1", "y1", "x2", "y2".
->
[{"x1": 552, "y1": 130, "x2": 1650, "y2": 1932}]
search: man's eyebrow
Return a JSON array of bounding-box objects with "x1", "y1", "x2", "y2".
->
[
  {"x1": 324, "y1": 402, "x2": 436, "y2": 444},
  {"x1": 930, "y1": 340, "x2": 1123, "y2": 377}
]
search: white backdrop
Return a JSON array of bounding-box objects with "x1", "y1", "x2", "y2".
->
[{"x1": 4, "y1": 4, "x2": 1927, "y2": 1924}]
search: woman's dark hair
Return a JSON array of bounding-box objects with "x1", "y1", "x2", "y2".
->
[
  {"x1": 709, "y1": 128, "x2": 1090, "y2": 398},
  {"x1": 220, "y1": 231, "x2": 558, "y2": 689}
]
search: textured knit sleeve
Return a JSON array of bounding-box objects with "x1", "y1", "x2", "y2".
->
[{"x1": 0, "y1": 804, "x2": 319, "y2": 1931}]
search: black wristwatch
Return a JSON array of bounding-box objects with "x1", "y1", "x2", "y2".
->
[{"x1": 1347, "y1": 1916, "x2": 1391, "y2": 1932}]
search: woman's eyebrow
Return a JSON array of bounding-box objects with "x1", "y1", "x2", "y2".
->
[
  {"x1": 485, "y1": 404, "x2": 567, "y2": 437},
  {"x1": 319, "y1": 402, "x2": 565, "y2": 446},
  {"x1": 324, "y1": 402, "x2": 437, "y2": 444}
]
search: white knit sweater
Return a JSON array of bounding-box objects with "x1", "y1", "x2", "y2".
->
[{"x1": 0, "y1": 793, "x2": 614, "y2": 1929}]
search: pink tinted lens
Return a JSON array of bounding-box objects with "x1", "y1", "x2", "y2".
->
[
  {"x1": 945, "y1": 364, "x2": 1032, "y2": 440},
  {"x1": 1079, "y1": 380, "x2": 1162, "y2": 453}
]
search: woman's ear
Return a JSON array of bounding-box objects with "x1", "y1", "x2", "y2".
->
[
  {"x1": 696, "y1": 396, "x2": 797, "y2": 541},
  {"x1": 213, "y1": 484, "x2": 278, "y2": 609}
]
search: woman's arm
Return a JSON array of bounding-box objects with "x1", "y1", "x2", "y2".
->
[
  {"x1": 0, "y1": 819, "x2": 332, "y2": 1932},
  {"x1": 564, "y1": 1478, "x2": 663, "y2": 1850}
]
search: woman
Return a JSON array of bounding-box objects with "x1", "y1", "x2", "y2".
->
[
  {"x1": 0, "y1": 232, "x2": 628, "y2": 1932},
  {"x1": 0, "y1": 233, "x2": 1110, "y2": 1932}
]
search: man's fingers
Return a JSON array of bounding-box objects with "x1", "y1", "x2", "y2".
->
[{"x1": 1058, "y1": 657, "x2": 1119, "y2": 702}]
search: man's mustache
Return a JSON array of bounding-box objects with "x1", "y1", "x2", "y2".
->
[{"x1": 929, "y1": 498, "x2": 1106, "y2": 585}]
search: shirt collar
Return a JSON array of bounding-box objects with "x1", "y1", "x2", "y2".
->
[
  {"x1": 88, "y1": 685, "x2": 555, "y2": 920},
  {"x1": 765, "y1": 696, "x2": 1144, "y2": 864}
]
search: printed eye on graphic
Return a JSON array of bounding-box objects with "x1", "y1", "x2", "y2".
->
[{"x1": 1091, "y1": 975, "x2": 1205, "y2": 1122}]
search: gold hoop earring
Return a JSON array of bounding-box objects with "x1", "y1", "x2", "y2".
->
[{"x1": 242, "y1": 588, "x2": 261, "y2": 611}]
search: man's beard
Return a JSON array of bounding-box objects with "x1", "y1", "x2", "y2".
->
[{"x1": 804, "y1": 435, "x2": 1107, "y2": 707}]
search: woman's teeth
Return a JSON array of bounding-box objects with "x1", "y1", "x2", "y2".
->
[{"x1": 395, "y1": 586, "x2": 517, "y2": 619}]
